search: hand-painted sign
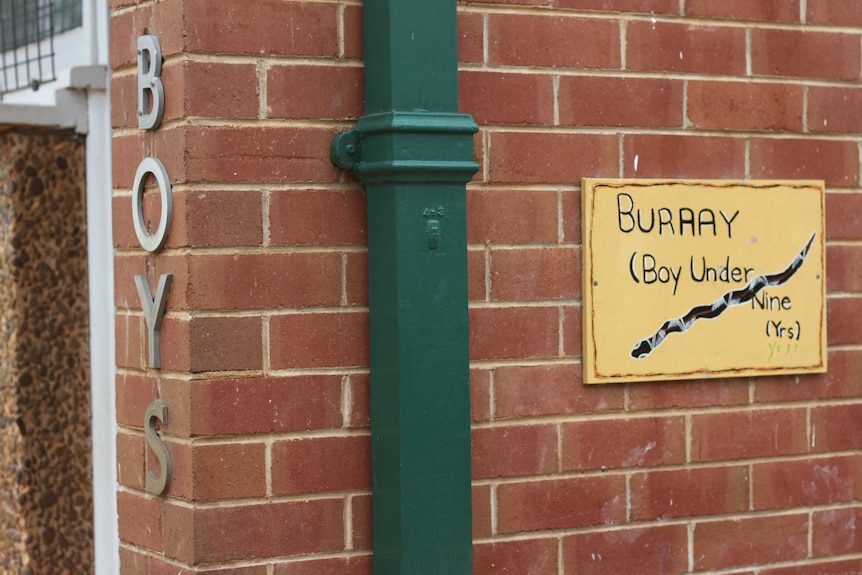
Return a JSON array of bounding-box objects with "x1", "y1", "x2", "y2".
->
[{"x1": 582, "y1": 179, "x2": 826, "y2": 384}]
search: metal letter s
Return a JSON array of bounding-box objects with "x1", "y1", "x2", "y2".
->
[{"x1": 144, "y1": 401, "x2": 172, "y2": 495}]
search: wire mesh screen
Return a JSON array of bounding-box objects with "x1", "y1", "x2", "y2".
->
[{"x1": 0, "y1": 0, "x2": 82, "y2": 95}]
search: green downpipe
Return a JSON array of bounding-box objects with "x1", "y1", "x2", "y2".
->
[{"x1": 330, "y1": 1, "x2": 479, "y2": 573}]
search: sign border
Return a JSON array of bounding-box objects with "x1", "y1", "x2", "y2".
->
[{"x1": 582, "y1": 178, "x2": 827, "y2": 384}]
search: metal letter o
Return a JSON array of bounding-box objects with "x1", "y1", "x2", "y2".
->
[{"x1": 132, "y1": 157, "x2": 173, "y2": 252}]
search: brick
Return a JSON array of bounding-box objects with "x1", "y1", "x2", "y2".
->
[
  {"x1": 163, "y1": 441, "x2": 192, "y2": 500},
  {"x1": 491, "y1": 247, "x2": 580, "y2": 301},
  {"x1": 751, "y1": 138, "x2": 859, "y2": 188},
  {"x1": 828, "y1": 297, "x2": 862, "y2": 345},
  {"x1": 809, "y1": 87, "x2": 862, "y2": 134},
  {"x1": 274, "y1": 556, "x2": 372, "y2": 575},
  {"x1": 470, "y1": 369, "x2": 492, "y2": 422},
  {"x1": 755, "y1": 350, "x2": 862, "y2": 403},
  {"x1": 112, "y1": 196, "x2": 137, "y2": 249},
  {"x1": 562, "y1": 306, "x2": 582, "y2": 357},
  {"x1": 468, "y1": 249, "x2": 486, "y2": 302},
  {"x1": 693, "y1": 515, "x2": 808, "y2": 570},
  {"x1": 472, "y1": 130, "x2": 485, "y2": 183},
  {"x1": 112, "y1": 132, "x2": 152, "y2": 189},
  {"x1": 811, "y1": 404, "x2": 862, "y2": 452},
  {"x1": 272, "y1": 435, "x2": 371, "y2": 495},
  {"x1": 562, "y1": 525, "x2": 688, "y2": 575},
  {"x1": 268, "y1": 65, "x2": 363, "y2": 120},
  {"x1": 345, "y1": 252, "x2": 369, "y2": 306},
  {"x1": 343, "y1": 4, "x2": 363, "y2": 59},
  {"x1": 458, "y1": 12, "x2": 484, "y2": 64},
  {"x1": 562, "y1": 416, "x2": 685, "y2": 472},
  {"x1": 143, "y1": 315, "x2": 189, "y2": 373},
  {"x1": 269, "y1": 188, "x2": 367, "y2": 246},
  {"x1": 347, "y1": 374, "x2": 371, "y2": 428},
  {"x1": 626, "y1": 21, "x2": 746, "y2": 75},
  {"x1": 496, "y1": 476, "x2": 626, "y2": 533},
  {"x1": 808, "y1": 0, "x2": 862, "y2": 26},
  {"x1": 109, "y1": 6, "x2": 153, "y2": 70},
  {"x1": 111, "y1": 72, "x2": 136, "y2": 129},
  {"x1": 117, "y1": 431, "x2": 145, "y2": 489},
  {"x1": 114, "y1": 254, "x2": 148, "y2": 309},
  {"x1": 474, "y1": 538, "x2": 559, "y2": 575},
  {"x1": 687, "y1": 81, "x2": 803, "y2": 132},
  {"x1": 467, "y1": 0, "x2": 547, "y2": 5},
  {"x1": 472, "y1": 424, "x2": 558, "y2": 479},
  {"x1": 270, "y1": 312, "x2": 369, "y2": 368},
  {"x1": 686, "y1": 0, "x2": 800, "y2": 22},
  {"x1": 155, "y1": 126, "x2": 338, "y2": 186},
  {"x1": 690, "y1": 408, "x2": 808, "y2": 462},
  {"x1": 117, "y1": 490, "x2": 162, "y2": 551},
  {"x1": 162, "y1": 499, "x2": 344, "y2": 564},
  {"x1": 489, "y1": 132, "x2": 618, "y2": 184},
  {"x1": 624, "y1": 135, "x2": 745, "y2": 179},
  {"x1": 179, "y1": 189, "x2": 263, "y2": 248},
  {"x1": 152, "y1": 563, "x2": 266, "y2": 575},
  {"x1": 459, "y1": 71, "x2": 554, "y2": 125},
  {"x1": 751, "y1": 29, "x2": 861, "y2": 81},
  {"x1": 169, "y1": 376, "x2": 342, "y2": 436},
  {"x1": 629, "y1": 377, "x2": 749, "y2": 410},
  {"x1": 118, "y1": 547, "x2": 147, "y2": 575},
  {"x1": 489, "y1": 14, "x2": 619, "y2": 69},
  {"x1": 827, "y1": 244, "x2": 862, "y2": 293},
  {"x1": 631, "y1": 466, "x2": 749, "y2": 521},
  {"x1": 167, "y1": 61, "x2": 260, "y2": 121},
  {"x1": 116, "y1": 255, "x2": 186, "y2": 314},
  {"x1": 473, "y1": 484, "x2": 492, "y2": 538},
  {"x1": 190, "y1": 443, "x2": 267, "y2": 500},
  {"x1": 351, "y1": 494, "x2": 372, "y2": 550},
  {"x1": 157, "y1": 316, "x2": 260, "y2": 372},
  {"x1": 114, "y1": 187, "x2": 178, "y2": 250},
  {"x1": 170, "y1": 316, "x2": 263, "y2": 373},
  {"x1": 555, "y1": 0, "x2": 678, "y2": 13},
  {"x1": 186, "y1": 253, "x2": 341, "y2": 310},
  {"x1": 470, "y1": 306, "x2": 559, "y2": 360},
  {"x1": 559, "y1": 76, "x2": 683, "y2": 128},
  {"x1": 184, "y1": 0, "x2": 338, "y2": 56},
  {"x1": 827, "y1": 192, "x2": 862, "y2": 241},
  {"x1": 754, "y1": 455, "x2": 862, "y2": 510},
  {"x1": 115, "y1": 312, "x2": 143, "y2": 369},
  {"x1": 562, "y1": 190, "x2": 580, "y2": 243},
  {"x1": 813, "y1": 506, "x2": 862, "y2": 557},
  {"x1": 762, "y1": 559, "x2": 862, "y2": 575},
  {"x1": 467, "y1": 189, "x2": 558, "y2": 244},
  {"x1": 494, "y1": 364, "x2": 625, "y2": 418},
  {"x1": 116, "y1": 373, "x2": 157, "y2": 429}
]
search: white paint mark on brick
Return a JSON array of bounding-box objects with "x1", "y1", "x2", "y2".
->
[
  {"x1": 620, "y1": 20, "x2": 627, "y2": 70},
  {"x1": 746, "y1": 29, "x2": 752, "y2": 76},
  {"x1": 265, "y1": 438, "x2": 273, "y2": 497},
  {"x1": 634, "y1": 154, "x2": 639, "y2": 173}
]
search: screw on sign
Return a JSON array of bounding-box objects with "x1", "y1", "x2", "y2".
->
[{"x1": 132, "y1": 34, "x2": 172, "y2": 496}]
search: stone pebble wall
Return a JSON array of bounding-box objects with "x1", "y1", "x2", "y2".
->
[{"x1": 0, "y1": 129, "x2": 92, "y2": 574}]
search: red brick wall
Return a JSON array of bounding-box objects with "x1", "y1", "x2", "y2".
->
[
  {"x1": 463, "y1": 2, "x2": 862, "y2": 574},
  {"x1": 110, "y1": 0, "x2": 862, "y2": 573}
]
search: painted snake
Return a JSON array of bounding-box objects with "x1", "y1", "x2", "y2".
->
[{"x1": 630, "y1": 232, "x2": 817, "y2": 360}]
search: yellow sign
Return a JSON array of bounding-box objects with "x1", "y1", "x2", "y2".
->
[{"x1": 582, "y1": 179, "x2": 826, "y2": 384}]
